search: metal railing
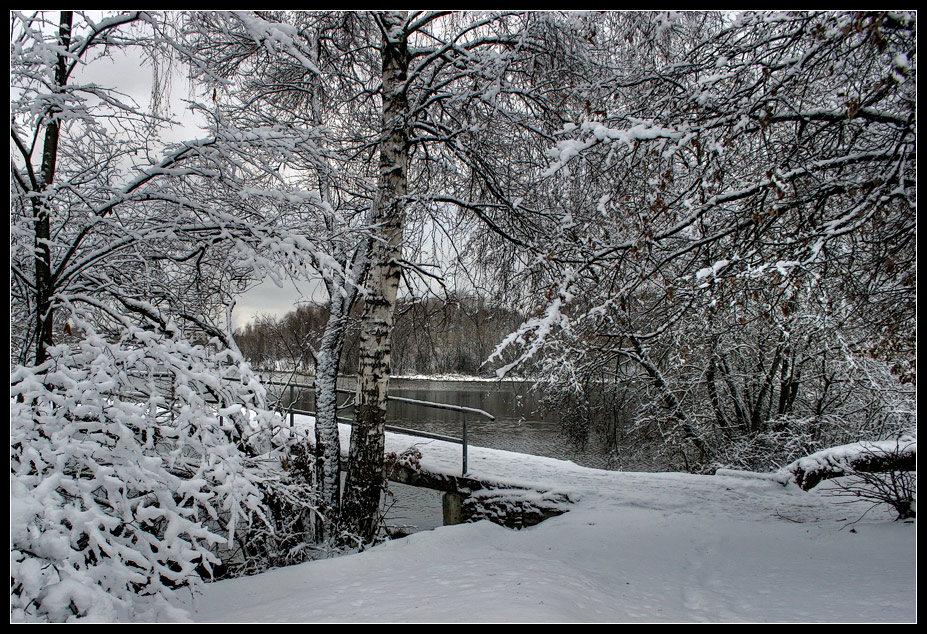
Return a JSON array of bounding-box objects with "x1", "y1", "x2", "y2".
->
[{"x1": 263, "y1": 378, "x2": 494, "y2": 476}]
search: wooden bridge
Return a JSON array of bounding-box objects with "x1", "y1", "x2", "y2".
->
[
  {"x1": 265, "y1": 378, "x2": 573, "y2": 529},
  {"x1": 386, "y1": 455, "x2": 572, "y2": 529}
]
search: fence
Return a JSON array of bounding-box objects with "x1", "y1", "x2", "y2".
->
[{"x1": 263, "y1": 378, "x2": 495, "y2": 476}]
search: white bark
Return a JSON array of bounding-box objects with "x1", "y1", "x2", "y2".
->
[
  {"x1": 313, "y1": 245, "x2": 367, "y2": 538},
  {"x1": 341, "y1": 11, "x2": 409, "y2": 542}
]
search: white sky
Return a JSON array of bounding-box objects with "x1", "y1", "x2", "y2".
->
[{"x1": 233, "y1": 278, "x2": 328, "y2": 329}]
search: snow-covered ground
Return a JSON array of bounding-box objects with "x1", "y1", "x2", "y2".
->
[{"x1": 195, "y1": 418, "x2": 916, "y2": 622}]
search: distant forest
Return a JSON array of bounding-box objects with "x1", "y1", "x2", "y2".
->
[{"x1": 234, "y1": 294, "x2": 525, "y2": 376}]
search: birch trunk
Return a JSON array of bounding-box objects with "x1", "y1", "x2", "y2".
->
[
  {"x1": 312, "y1": 294, "x2": 349, "y2": 537},
  {"x1": 312, "y1": 246, "x2": 366, "y2": 540},
  {"x1": 307, "y1": 29, "x2": 370, "y2": 541},
  {"x1": 341, "y1": 11, "x2": 409, "y2": 543}
]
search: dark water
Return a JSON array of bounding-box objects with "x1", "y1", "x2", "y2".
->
[
  {"x1": 269, "y1": 376, "x2": 612, "y2": 532},
  {"x1": 274, "y1": 376, "x2": 611, "y2": 468},
  {"x1": 383, "y1": 379, "x2": 612, "y2": 533},
  {"x1": 387, "y1": 379, "x2": 611, "y2": 468}
]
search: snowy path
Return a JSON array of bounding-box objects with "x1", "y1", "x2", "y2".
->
[{"x1": 195, "y1": 417, "x2": 916, "y2": 622}]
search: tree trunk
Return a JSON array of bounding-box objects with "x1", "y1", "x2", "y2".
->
[
  {"x1": 341, "y1": 11, "x2": 409, "y2": 543},
  {"x1": 313, "y1": 246, "x2": 367, "y2": 541},
  {"x1": 32, "y1": 11, "x2": 72, "y2": 366},
  {"x1": 706, "y1": 353, "x2": 731, "y2": 436},
  {"x1": 629, "y1": 335, "x2": 709, "y2": 462},
  {"x1": 307, "y1": 27, "x2": 370, "y2": 541},
  {"x1": 312, "y1": 297, "x2": 349, "y2": 537},
  {"x1": 786, "y1": 441, "x2": 917, "y2": 491}
]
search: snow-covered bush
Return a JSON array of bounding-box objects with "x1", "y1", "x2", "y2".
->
[
  {"x1": 11, "y1": 12, "x2": 339, "y2": 619},
  {"x1": 830, "y1": 465, "x2": 916, "y2": 521},
  {"x1": 10, "y1": 318, "x2": 280, "y2": 621}
]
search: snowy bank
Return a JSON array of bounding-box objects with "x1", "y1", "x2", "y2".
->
[{"x1": 195, "y1": 423, "x2": 916, "y2": 623}]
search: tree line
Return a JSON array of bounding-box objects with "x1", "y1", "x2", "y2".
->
[{"x1": 234, "y1": 295, "x2": 525, "y2": 377}]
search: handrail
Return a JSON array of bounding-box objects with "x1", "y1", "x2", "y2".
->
[
  {"x1": 263, "y1": 377, "x2": 493, "y2": 475},
  {"x1": 262, "y1": 379, "x2": 494, "y2": 420},
  {"x1": 385, "y1": 395, "x2": 494, "y2": 421},
  {"x1": 284, "y1": 406, "x2": 465, "y2": 445}
]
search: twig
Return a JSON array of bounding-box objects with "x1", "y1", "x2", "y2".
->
[{"x1": 775, "y1": 510, "x2": 805, "y2": 523}]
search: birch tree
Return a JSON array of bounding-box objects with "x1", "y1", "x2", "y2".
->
[
  {"x1": 181, "y1": 10, "x2": 378, "y2": 541},
  {"x1": 339, "y1": 11, "x2": 411, "y2": 540},
  {"x1": 339, "y1": 10, "x2": 590, "y2": 540},
  {"x1": 186, "y1": 11, "x2": 580, "y2": 542}
]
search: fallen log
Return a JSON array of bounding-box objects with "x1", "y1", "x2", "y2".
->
[{"x1": 781, "y1": 437, "x2": 916, "y2": 491}]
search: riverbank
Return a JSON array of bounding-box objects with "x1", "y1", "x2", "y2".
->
[{"x1": 194, "y1": 421, "x2": 916, "y2": 622}]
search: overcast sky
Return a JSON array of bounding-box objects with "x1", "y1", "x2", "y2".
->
[{"x1": 233, "y1": 278, "x2": 328, "y2": 329}]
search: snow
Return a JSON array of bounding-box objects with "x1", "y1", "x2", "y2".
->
[
  {"x1": 782, "y1": 437, "x2": 917, "y2": 492},
  {"x1": 193, "y1": 417, "x2": 916, "y2": 623},
  {"x1": 786, "y1": 438, "x2": 917, "y2": 474},
  {"x1": 893, "y1": 53, "x2": 910, "y2": 71},
  {"x1": 544, "y1": 120, "x2": 681, "y2": 176},
  {"x1": 695, "y1": 259, "x2": 729, "y2": 281},
  {"x1": 391, "y1": 373, "x2": 530, "y2": 383}
]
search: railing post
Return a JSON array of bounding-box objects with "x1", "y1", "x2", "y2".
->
[
  {"x1": 462, "y1": 417, "x2": 468, "y2": 476},
  {"x1": 289, "y1": 383, "x2": 295, "y2": 428}
]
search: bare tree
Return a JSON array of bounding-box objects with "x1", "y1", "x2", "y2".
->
[
  {"x1": 490, "y1": 11, "x2": 916, "y2": 471},
  {"x1": 187, "y1": 11, "x2": 586, "y2": 542}
]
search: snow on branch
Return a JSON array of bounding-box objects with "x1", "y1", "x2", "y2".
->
[
  {"x1": 487, "y1": 271, "x2": 576, "y2": 377},
  {"x1": 781, "y1": 437, "x2": 917, "y2": 491}
]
